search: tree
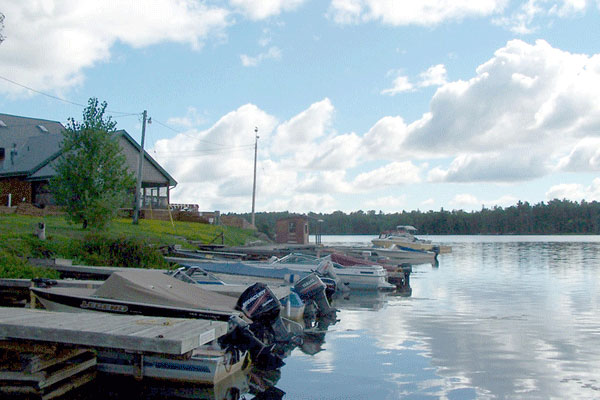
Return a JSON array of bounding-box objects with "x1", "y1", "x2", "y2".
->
[{"x1": 51, "y1": 98, "x2": 135, "y2": 229}]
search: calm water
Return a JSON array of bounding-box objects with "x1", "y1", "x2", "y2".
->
[{"x1": 70, "y1": 235, "x2": 600, "y2": 399}]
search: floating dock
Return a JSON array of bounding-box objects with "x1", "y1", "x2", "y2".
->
[{"x1": 0, "y1": 307, "x2": 232, "y2": 397}]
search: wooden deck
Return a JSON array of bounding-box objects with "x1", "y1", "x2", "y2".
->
[{"x1": 0, "y1": 307, "x2": 228, "y2": 355}]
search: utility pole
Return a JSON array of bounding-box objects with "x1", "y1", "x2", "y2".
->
[
  {"x1": 251, "y1": 127, "x2": 259, "y2": 227},
  {"x1": 133, "y1": 110, "x2": 147, "y2": 225}
]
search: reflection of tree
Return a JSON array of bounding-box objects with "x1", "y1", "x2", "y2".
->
[{"x1": 0, "y1": 12, "x2": 5, "y2": 44}]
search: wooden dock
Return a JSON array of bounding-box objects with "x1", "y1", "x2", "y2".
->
[
  {"x1": 0, "y1": 307, "x2": 228, "y2": 355},
  {"x1": 0, "y1": 307, "x2": 231, "y2": 397}
]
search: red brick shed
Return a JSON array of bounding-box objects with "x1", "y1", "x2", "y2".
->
[{"x1": 275, "y1": 216, "x2": 309, "y2": 244}]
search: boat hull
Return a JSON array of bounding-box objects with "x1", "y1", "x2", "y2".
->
[
  {"x1": 371, "y1": 238, "x2": 452, "y2": 254},
  {"x1": 97, "y1": 349, "x2": 250, "y2": 384}
]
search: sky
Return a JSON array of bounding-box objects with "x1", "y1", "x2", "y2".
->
[{"x1": 1, "y1": 0, "x2": 600, "y2": 214}]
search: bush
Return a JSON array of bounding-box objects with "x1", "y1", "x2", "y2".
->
[
  {"x1": 0, "y1": 250, "x2": 60, "y2": 279},
  {"x1": 79, "y1": 233, "x2": 169, "y2": 269}
]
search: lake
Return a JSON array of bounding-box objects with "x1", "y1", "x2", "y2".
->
[{"x1": 69, "y1": 235, "x2": 600, "y2": 399}]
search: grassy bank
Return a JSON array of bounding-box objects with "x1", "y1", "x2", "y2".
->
[{"x1": 0, "y1": 214, "x2": 261, "y2": 278}]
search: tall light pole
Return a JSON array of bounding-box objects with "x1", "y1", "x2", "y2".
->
[
  {"x1": 251, "y1": 127, "x2": 259, "y2": 227},
  {"x1": 133, "y1": 110, "x2": 147, "y2": 225}
]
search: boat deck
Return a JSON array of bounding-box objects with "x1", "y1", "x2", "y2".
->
[{"x1": 0, "y1": 307, "x2": 228, "y2": 355}]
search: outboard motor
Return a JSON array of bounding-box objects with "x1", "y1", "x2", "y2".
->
[
  {"x1": 293, "y1": 273, "x2": 337, "y2": 317},
  {"x1": 315, "y1": 260, "x2": 348, "y2": 293},
  {"x1": 221, "y1": 316, "x2": 285, "y2": 371},
  {"x1": 236, "y1": 283, "x2": 293, "y2": 343}
]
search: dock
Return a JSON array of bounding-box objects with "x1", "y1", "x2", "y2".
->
[{"x1": 0, "y1": 307, "x2": 230, "y2": 397}]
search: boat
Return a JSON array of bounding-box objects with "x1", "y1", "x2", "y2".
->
[
  {"x1": 30, "y1": 269, "x2": 295, "y2": 371},
  {"x1": 259, "y1": 253, "x2": 396, "y2": 291},
  {"x1": 327, "y1": 244, "x2": 437, "y2": 265},
  {"x1": 167, "y1": 265, "x2": 306, "y2": 321},
  {"x1": 371, "y1": 225, "x2": 452, "y2": 254},
  {"x1": 97, "y1": 345, "x2": 251, "y2": 384}
]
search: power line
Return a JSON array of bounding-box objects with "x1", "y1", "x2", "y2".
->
[{"x1": 0, "y1": 75, "x2": 139, "y2": 117}]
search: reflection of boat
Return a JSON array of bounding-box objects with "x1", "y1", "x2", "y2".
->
[
  {"x1": 372, "y1": 225, "x2": 452, "y2": 254},
  {"x1": 89, "y1": 365, "x2": 251, "y2": 399},
  {"x1": 330, "y1": 289, "x2": 391, "y2": 311}
]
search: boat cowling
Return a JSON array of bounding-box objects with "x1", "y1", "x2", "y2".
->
[
  {"x1": 293, "y1": 273, "x2": 337, "y2": 317},
  {"x1": 236, "y1": 283, "x2": 294, "y2": 344},
  {"x1": 220, "y1": 315, "x2": 285, "y2": 370}
]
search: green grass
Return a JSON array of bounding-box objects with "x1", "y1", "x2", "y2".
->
[{"x1": 0, "y1": 213, "x2": 260, "y2": 278}]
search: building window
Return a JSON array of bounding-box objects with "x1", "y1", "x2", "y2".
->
[
  {"x1": 304, "y1": 223, "x2": 308, "y2": 234},
  {"x1": 0, "y1": 148, "x2": 4, "y2": 161},
  {"x1": 289, "y1": 222, "x2": 296, "y2": 233}
]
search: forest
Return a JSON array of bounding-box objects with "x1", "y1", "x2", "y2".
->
[{"x1": 233, "y1": 199, "x2": 600, "y2": 238}]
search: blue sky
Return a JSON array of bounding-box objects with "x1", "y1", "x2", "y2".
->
[{"x1": 1, "y1": 0, "x2": 599, "y2": 213}]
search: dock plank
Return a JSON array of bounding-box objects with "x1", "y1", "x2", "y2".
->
[{"x1": 0, "y1": 308, "x2": 227, "y2": 355}]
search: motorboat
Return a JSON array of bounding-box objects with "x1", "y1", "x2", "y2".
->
[
  {"x1": 371, "y1": 225, "x2": 452, "y2": 254},
  {"x1": 328, "y1": 244, "x2": 437, "y2": 265},
  {"x1": 30, "y1": 269, "x2": 293, "y2": 371},
  {"x1": 260, "y1": 253, "x2": 396, "y2": 291},
  {"x1": 167, "y1": 266, "x2": 306, "y2": 321}
]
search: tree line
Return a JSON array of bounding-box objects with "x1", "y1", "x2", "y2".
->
[{"x1": 233, "y1": 199, "x2": 600, "y2": 237}]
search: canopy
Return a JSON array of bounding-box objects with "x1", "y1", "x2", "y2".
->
[{"x1": 93, "y1": 269, "x2": 238, "y2": 313}]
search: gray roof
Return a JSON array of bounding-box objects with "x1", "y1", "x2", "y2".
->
[
  {"x1": 0, "y1": 113, "x2": 64, "y2": 177},
  {"x1": 0, "y1": 113, "x2": 177, "y2": 187}
]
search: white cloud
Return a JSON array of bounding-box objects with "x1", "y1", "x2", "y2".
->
[
  {"x1": 494, "y1": 0, "x2": 590, "y2": 34},
  {"x1": 450, "y1": 193, "x2": 518, "y2": 210},
  {"x1": 381, "y1": 75, "x2": 413, "y2": 95},
  {"x1": 240, "y1": 46, "x2": 282, "y2": 67},
  {"x1": 230, "y1": 0, "x2": 305, "y2": 20},
  {"x1": 0, "y1": 1, "x2": 230, "y2": 95},
  {"x1": 382, "y1": 65, "x2": 447, "y2": 96},
  {"x1": 353, "y1": 161, "x2": 422, "y2": 189},
  {"x1": 546, "y1": 178, "x2": 600, "y2": 201},
  {"x1": 272, "y1": 98, "x2": 335, "y2": 154},
  {"x1": 419, "y1": 64, "x2": 448, "y2": 87},
  {"x1": 364, "y1": 195, "x2": 408, "y2": 212},
  {"x1": 399, "y1": 39, "x2": 600, "y2": 182},
  {"x1": 166, "y1": 107, "x2": 207, "y2": 128},
  {"x1": 556, "y1": 138, "x2": 600, "y2": 172},
  {"x1": 328, "y1": 0, "x2": 507, "y2": 26}
]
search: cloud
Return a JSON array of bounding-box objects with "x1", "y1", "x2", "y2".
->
[
  {"x1": 272, "y1": 98, "x2": 335, "y2": 154},
  {"x1": 0, "y1": 1, "x2": 230, "y2": 95},
  {"x1": 230, "y1": 0, "x2": 305, "y2": 20},
  {"x1": 382, "y1": 65, "x2": 448, "y2": 96},
  {"x1": 556, "y1": 138, "x2": 600, "y2": 172},
  {"x1": 328, "y1": 0, "x2": 507, "y2": 26},
  {"x1": 240, "y1": 46, "x2": 282, "y2": 67},
  {"x1": 363, "y1": 195, "x2": 408, "y2": 212},
  {"x1": 166, "y1": 107, "x2": 207, "y2": 128},
  {"x1": 546, "y1": 178, "x2": 600, "y2": 201},
  {"x1": 381, "y1": 75, "x2": 413, "y2": 95},
  {"x1": 353, "y1": 161, "x2": 422, "y2": 189},
  {"x1": 395, "y1": 39, "x2": 600, "y2": 182},
  {"x1": 450, "y1": 193, "x2": 518, "y2": 210},
  {"x1": 493, "y1": 0, "x2": 590, "y2": 34},
  {"x1": 427, "y1": 151, "x2": 549, "y2": 183}
]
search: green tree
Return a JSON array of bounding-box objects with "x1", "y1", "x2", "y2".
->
[{"x1": 51, "y1": 98, "x2": 135, "y2": 229}]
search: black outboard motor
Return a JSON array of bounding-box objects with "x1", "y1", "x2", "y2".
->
[
  {"x1": 220, "y1": 316, "x2": 285, "y2": 371},
  {"x1": 293, "y1": 273, "x2": 337, "y2": 317},
  {"x1": 236, "y1": 283, "x2": 293, "y2": 343}
]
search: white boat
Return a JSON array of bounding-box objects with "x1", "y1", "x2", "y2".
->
[
  {"x1": 371, "y1": 225, "x2": 452, "y2": 254},
  {"x1": 259, "y1": 253, "x2": 396, "y2": 291}
]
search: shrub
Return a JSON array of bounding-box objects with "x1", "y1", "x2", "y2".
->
[
  {"x1": 79, "y1": 233, "x2": 169, "y2": 269},
  {"x1": 0, "y1": 250, "x2": 60, "y2": 279}
]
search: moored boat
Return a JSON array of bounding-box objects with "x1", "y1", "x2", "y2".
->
[{"x1": 371, "y1": 225, "x2": 452, "y2": 254}]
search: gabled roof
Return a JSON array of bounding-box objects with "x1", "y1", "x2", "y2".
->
[
  {"x1": 0, "y1": 113, "x2": 177, "y2": 187},
  {"x1": 0, "y1": 113, "x2": 64, "y2": 177},
  {"x1": 116, "y1": 130, "x2": 177, "y2": 187}
]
